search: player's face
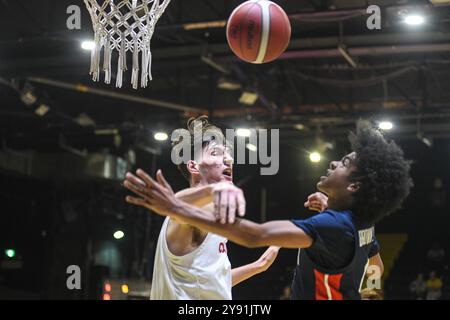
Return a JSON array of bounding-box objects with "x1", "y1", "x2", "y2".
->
[
  {"x1": 317, "y1": 152, "x2": 358, "y2": 196},
  {"x1": 197, "y1": 142, "x2": 233, "y2": 184}
]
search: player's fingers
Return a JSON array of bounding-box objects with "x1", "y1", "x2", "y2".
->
[
  {"x1": 219, "y1": 190, "x2": 228, "y2": 224},
  {"x1": 228, "y1": 192, "x2": 237, "y2": 224},
  {"x1": 126, "y1": 196, "x2": 148, "y2": 207},
  {"x1": 125, "y1": 172, "x2": 146, "y2": 187},
  {"x1": 156, "y1": 169, "x2": 174, "y2": 193},
  {"x1": 237, "y1": 191, "x2": 246, "y2": 217},
  {"x1": 136, "y1": 169, "x2": 163, "y2": 193},
  {"x1": 135, "y1": 169, "x2": 152, "y2": 185},
  {"x1": 124, "y1": 180, "x2": 147, "y2": 199},
  {"x1": 214, "y1": 191, "x2": 220, "y2": 220},
  {"x1": 318, "y1": 192, "x2": 328, "y2": 200}
]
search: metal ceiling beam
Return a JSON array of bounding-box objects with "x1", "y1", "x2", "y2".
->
[
  {"x1": 2, "y1": 32, "x2": 450, "y2": 73},
  {"x1": 26, "y1": 77, "x2": 208, "y2": 114}
]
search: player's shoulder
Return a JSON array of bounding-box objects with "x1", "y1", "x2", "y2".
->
[
  {"x1": 292, "y1": 209, "x2": 353, "y2": 231},
  {"x1": 309, "y1": 209, "x2": 356, "y2": 233},
  {"x1": 315, "y1": 209, "x2": 352, "y2": 222}
]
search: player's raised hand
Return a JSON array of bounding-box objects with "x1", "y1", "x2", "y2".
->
[
  {"x1": 123, "y1": 169, "x2": 180, "y2": 217},
  {"x1": 256, "y1": 246, "x2": 280, "y2": 272},
  {"x1": 304, "y1": 192, "x2": 328, "y2": 212}
]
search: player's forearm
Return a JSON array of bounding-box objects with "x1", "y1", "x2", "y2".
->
[
  {"x1": 175, "y1": 185, "x2": 213, "y2": 207},
  {"x1": 170, "y1": 204, "x2": 313, "y2": 249},
  {"x1": 368, "y1": 253, "x2": 384, "y2": 276},
  {"x1": 171, "y1": 203, "x2": 264, "y2": 248},
  {"x1": 231, "y1": 263, "x2": 264, "y2": 287}
]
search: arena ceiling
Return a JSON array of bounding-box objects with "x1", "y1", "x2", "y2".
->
[{"x1": 1, "y1": 0, "x2": 450, "y2": 152}]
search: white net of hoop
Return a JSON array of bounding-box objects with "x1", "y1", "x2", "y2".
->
[{"x1": 84, "y1": 0, "x2": 171, "y2": 89}]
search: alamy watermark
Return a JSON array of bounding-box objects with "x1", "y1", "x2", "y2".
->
[
  {"x1": 66, "y1": 4, "x2": 382, "y2": 31},
  {"x1": 171, "y1": 120, "x2": 279, "y2": 176},
  {"x1": 366, "y1": 265, "x2": 382, "y2": 290},
  {"x1": 66, "y1": 265, "x2": 81, "y2": 290},
  {"x1": 66, "y1": 5, "x2": 81, "y2": 30},
  {"x1": 366, "y1": 5, "x2": 381, "y2": 30}
]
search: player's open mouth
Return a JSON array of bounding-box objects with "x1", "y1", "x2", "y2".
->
[
  {"x1": 320, "y1": 170, "x2": 332, "y2": 180},
  {"x1": 222, "y1": 168, "x2": 232, "y2": 179}
]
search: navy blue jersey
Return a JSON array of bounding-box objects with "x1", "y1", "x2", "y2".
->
[{"x1": 291, "y1": 210, "x2": 380, "y2": 300}]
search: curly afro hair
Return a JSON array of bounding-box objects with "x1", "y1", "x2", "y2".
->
[{"x1": 348, "y1": 120, "x2": 413, "y2": 224}]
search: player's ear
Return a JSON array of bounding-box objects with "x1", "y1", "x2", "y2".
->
[
  {"x1": 347, "y1": 182, "x2": 361, "y2": 193},
  {"x1": 186, "y1": 160, "x2": 200, "y2": 175}
]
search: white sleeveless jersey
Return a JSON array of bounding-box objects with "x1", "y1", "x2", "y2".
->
[{"x1": 150, "y1": 217, "x2": 232, "y2": 300}]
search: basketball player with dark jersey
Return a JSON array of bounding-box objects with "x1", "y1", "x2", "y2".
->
[{"x1": 126, "y1": 121, "x2": 412, "y2": 300}]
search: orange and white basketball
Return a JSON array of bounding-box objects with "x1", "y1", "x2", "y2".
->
[{"x1": 226, "y1": 0, "x2": 291, "y2": 64}]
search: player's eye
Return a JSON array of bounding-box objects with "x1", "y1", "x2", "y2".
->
[{"x1": 211, "y1": 148, "x2": 223, "y2": 156}]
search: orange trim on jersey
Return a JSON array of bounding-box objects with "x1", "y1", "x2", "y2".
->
[
  {"x1": 328, "y1": 273, "x2": 344, "y2": 300},
  {"x1": 314, "y1": 270, "x2": 328, "y2": 300},
  {"x1": 314, "y1": 269, "x2": 344, "y2": 300}
]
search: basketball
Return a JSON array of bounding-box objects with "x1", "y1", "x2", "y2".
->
[{"x1": 226, "y1": 0, "x2": 291, "y2": 64}]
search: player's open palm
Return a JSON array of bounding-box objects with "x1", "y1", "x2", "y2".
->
[
  {"x1": 124, "y1": 169, "x2": 181, "y2": 217},
  {"x1": 256, "y1": 246, "x2": 280, "y2": 272}
]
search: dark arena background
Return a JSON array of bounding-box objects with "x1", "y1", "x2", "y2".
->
[{"x1": 0, "y1": 0, "x2": 450, "y2": 300}]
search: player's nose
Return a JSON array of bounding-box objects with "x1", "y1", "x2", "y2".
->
[
  {"x1": 224, "y1": 154, "x2": 234, "y2": 166},
  {"x1": 330, "y1": 161, "x2": 338, "y2": 170}
]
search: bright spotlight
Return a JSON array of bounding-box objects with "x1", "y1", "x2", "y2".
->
[
  {"x1": 154, "y1": 132, "x2": 168, "y2": 141},
  {"x1": 379, "y1": 121, "x2": 393, "y2": 130},
  {"x1": 404, "y1": 15, "x2": 424, "y2": 25},
  {"x1": 113, "y1": 230, "x2": 124, "y2": 240},
  {"x1": 5, "y1": 249, "x2": 16, "y2": 258},
  {"x1": 81, "y1": 41, "x2": 95, "y2": 51},
  {"x1": 236, "y1": 128, "x2": 251, "y2": 137},
  {"x1": 121, "y1": 284, "x2": 129, "y2": 294},
  {"x1": 35, "y1": 104, "x2": 50, "y2": 117},
  {"x1": 310, "y1": 152, "x2": 321, "y2": 163}
]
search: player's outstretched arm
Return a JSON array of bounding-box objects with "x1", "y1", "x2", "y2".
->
[
  {"x1": 124, "y1": 169, "x2": 313, "y2": 249},
  {"x1": 175, "y1": 185, "x2": 214, "y2": 208},
  {"x1": 368, "y1": 253, "x2": 384, "y2": 277},
  {"x1": 124, "y1": 170, "x2": 245, "y2": 223}
]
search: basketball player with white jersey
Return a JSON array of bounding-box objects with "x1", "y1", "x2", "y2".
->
[{"x1": 124, "y1": 116, "x2": 281, "y2": 300}]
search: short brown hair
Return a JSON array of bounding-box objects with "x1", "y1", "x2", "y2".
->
[{"x1": 172, "y1": 116, "x2": 226, "y2": 182}]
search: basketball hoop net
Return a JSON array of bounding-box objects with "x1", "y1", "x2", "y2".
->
[{"x1": 84, "y1": 0, "x2": 171, "y2": 89}]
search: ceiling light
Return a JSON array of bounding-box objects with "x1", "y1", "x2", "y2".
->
[
  {"x1": 404, "y1": 15, "x2": 425, "y2": 25},
  {"x1": 154, "y1": 132, "x2": 168, "y2": 141},
  {"x1": 113, "y1": 230, "x2": 124, "y2": 240},
  {"x1": 309, "y1": 152, "x2": 321, "y2": 163},
  {"x1": 378, "y1": 121, "x2": 393, "y2": 130},
  {"x1": 239, "y1": 91, "x2": 258, "y2": 105},
  {"x1": 81, "y1": 41, "x2": 95, "y2": 50}
]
